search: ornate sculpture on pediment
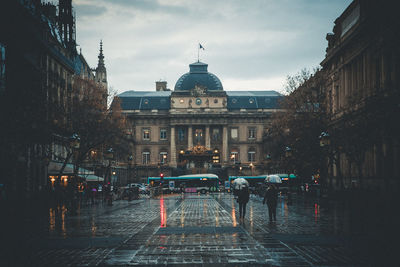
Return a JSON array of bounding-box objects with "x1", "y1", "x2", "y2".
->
[
  {"x1": 193, "y1": 145, "x2": 207, "y2": 154},
  {"x1": 191, "y1": 84, "x2": 207, "y2": 97}
]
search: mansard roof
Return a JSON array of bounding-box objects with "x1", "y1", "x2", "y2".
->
[
  {"x1": 118, "y1": 91, "x2": 171, "y2": 110},
  {"x1": 118, "y1": 90, "x2": 282, "y2": 110},
  {"x1": 226, "y1": 91, "x2": 282, "y2": 109}
]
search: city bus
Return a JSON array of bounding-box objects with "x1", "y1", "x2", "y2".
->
[
  {"x1": 148, "y1": 174, "x2": 220, "y2": 194},
  {"x1": 228, "y1": 175, "x2": 268, "y2": 195},
  {"x1": 228, "y1": 174, "x2": 297, "y2": 195}
]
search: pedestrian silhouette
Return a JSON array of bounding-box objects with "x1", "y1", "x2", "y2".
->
[
  {"x1": 237, "y1": 186, "x2": 250, "y2": 220},
  {"x1": 263, "y1": 184, "x2": 278, "y2": 222}
]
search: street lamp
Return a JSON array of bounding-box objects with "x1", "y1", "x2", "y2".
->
[
  {"x1": 69, "y1": 133, "x2": 80, "y2": 182},
  {"x1": 104, "y1": 148, "x2": 114, "y2": 161},
  {"x1": 67, "y1": 133, "x2": 80, "y2": 215},
  {"x1": 104, "y1": 148, "x2": 114, "y2": 205},
  {"x1": 69, "y1": 133, "x2": 80, "y2": 149},
  {"x1": 285, "y1": 146, "x2": 292, "y2": 158},
  {"x1": 104, "y1": 148, "x2": 114, "y2": 183},
  {"x1": 249, "y1": 162, "x2": 254, "y2": 176},
  {"x1": 319, "y1": 132, "x2": 331, "y2": 147}
]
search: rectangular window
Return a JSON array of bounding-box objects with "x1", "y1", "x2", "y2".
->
[
  {"x1": 212, "y1": 128, "x2": 220, "y2": 141},
  {"x1": 160, "y1": 152, "x2": 168, "y2": 164},
  {"x1": 143, "y1": 128, "x2": 150, "y2": 140},
  {"x1": 0, "y1": 43, "x2": 5, "y2": 92},
  {"x1": 178, "y1": 128, "x2": 185, "y2": 141},
  {"x1": 142, "y1": 152, "x2": 150, "y2": 164},
  {"x1": 231, "y1": 128, "x2": 238, "y2": 139},
  {"x1": 160, "y1": 129, "x2": 167, "y2": 140},
  {"x1": 230, "y1": 151, "x2": 239, "y2": 163},
  {"x1": 194, "y1": 129, "x2": 203, "y2": 144},
  {"x1": 248, "y1": 127, "x2": 256, "y2": 139},
  {"x1": 248, "y1": 151, "x2": 256, "y2": 162}
]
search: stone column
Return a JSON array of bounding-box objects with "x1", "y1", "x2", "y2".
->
[
  {"x1": 205, "y1": 126, "x2": 210, "y2": 149},
  {"x1": 170, "y1": 126, "x2": 177, "y2": 167},
  {"x1": 222, "y1": 126, "x2": 228, "y2": 164},
  {"x1": 188, "y1": 126, "x2": 193, "y2": 150}
]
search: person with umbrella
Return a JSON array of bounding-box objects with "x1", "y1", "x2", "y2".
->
[
  {"x1": 233, "y1": 178, "x2": 250, "y2": 221},
  {"x1": 263, "y1": 182, "x2": 279, "y2": 222}
]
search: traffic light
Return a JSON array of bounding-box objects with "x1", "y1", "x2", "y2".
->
[{"x1": 160, "y1": 173, "x2": 164, "y2": 183}]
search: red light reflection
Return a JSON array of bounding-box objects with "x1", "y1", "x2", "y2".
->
[{"x1": 160, "y1": 198, "x2": 167, "y2": 227}]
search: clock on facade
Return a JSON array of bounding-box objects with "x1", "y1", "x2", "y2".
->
[{"x1": 195, "y1": 98, "x2": 202, "y2": 105}]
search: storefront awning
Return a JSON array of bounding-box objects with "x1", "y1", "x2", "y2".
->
[
  {"x1": 84, "y1": 174, "x2": 104, "y2": 182},
  {"x1": 48, "y1": 162, "x2": 94, "y2": 176}
]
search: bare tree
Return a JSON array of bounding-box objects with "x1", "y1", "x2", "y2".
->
[{"x1": 268, "y1": 68, "x2": 327, "y2": 183}]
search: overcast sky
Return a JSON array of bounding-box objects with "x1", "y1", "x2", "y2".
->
[{"x1": 70, "y1": 0, "x2": 352, "y2": 94}]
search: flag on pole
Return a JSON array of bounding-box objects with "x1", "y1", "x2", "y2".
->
[{"x1": 199, "y1": 43, "x2": 205, "y2": 50}]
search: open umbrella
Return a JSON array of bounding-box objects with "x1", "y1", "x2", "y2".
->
[
  {"x1": 232, "y1": 178, "x2": 249, "y2": 190},
  {"x1": 265, "y1": 175, "x2": 282, "y2": 184}
]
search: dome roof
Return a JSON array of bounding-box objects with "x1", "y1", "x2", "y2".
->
[{"x1": 174, "y1": 61, "x2": 223, "y2": 91}]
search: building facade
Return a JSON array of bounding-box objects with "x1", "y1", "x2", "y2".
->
[
  {"x1": 0, "y1": 0, "x2": 107, "y2": 200},
  {"x1": 321, "y1": 0, "x2": 399, "y2": 191},
  {"x1": 118, "y1": 61, "x2": 283, "y2": 183}
]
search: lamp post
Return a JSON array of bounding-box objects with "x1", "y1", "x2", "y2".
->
[
  {"x1": 319, "y1": 131, "x2": 332, "y2": 192},
  {"x1": 68, "y1": 133, "x2": 80, "y2": 214},
  {"x1": 104, "y1": 148, "x2": 114, "y2": 205},
  {"x1": 104, "y1": 148, "x2": 114, "y2": 184},
  {"x1": 284, "y1": 146, "x2": 293, "y2": 202},
  {"x1": 69, "y1": 133, "x2": 80, "y2": 185},
  {"x1": 249, "y1": 162, "x2": 254, "y2": 176},
  {"x1": 265, "y1": 154, "x2": 272, "y2": 174},
  {"x1": 128, "y1": 155, "x2": 133, "y2": 185}
]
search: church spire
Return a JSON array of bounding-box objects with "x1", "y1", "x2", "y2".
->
[
  {"x1": 97, "y1": 40, "x2": 105, "y2": 70},
  {"x1": 95, "y1": 40, "x2": 107, "y2": 91}
]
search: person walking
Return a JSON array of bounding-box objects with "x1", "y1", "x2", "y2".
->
[
  {"x1": 263, "y1": 184, "x2": 278, "y2": 222},
  {"x1": 237, "y1": 185, "x2": 250, "y2": 220}
]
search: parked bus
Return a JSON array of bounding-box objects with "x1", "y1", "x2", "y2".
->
[
  {"x1": 148, "y1": 174, "x2": 220, "y2": 194},
  {"x1": 228, "y1": 174, "x2": 297, "y2": 195},
  {"x1": 228, "y1": 175, "x2": 268, "y2": 195}
]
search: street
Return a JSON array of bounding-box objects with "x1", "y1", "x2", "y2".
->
[{"x1": 2, "y1": 192, "x2": 395, "y2": 266}]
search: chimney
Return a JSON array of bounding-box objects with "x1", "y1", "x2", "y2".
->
[{"x1": 156, "y1": 81, "x2": 167, "y2": 91}]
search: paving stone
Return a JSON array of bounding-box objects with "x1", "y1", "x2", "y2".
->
[{"x1": 0, "y1": 193, "x2": 378, "y2": 266}]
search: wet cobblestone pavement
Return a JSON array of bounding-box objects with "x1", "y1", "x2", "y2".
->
[{"x1": 0, "y1": 193, "x2": 395, "y2": 266}]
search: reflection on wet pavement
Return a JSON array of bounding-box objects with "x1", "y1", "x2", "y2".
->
[{"x1": 1, "y1": 192, "x2": 382, "y2": 266}]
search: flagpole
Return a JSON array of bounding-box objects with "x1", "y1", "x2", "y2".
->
[{"x1": 197, "y1": 44, "x2": 199, "y2": 62}]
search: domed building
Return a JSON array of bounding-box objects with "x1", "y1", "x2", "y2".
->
[{"x1": 118, "y1": 61, "x2": 283, "y2": 183}]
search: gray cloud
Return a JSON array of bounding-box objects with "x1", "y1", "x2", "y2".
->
[
  {"x1": 101, "y1": 0, "x2": 189, "y2": 15},
  {"x1": 74, "y1": 0, "x2": 352, "y2": 93},
  {"x1": 75, "y1": 4, "x2": 107, "y2": 17}
]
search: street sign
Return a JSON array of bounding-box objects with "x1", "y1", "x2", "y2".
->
[
  {"x1": 169, "y1": 181, "x2": 175, "y2": 190},
  {"x1": 225, "y1": 181, "x2": 230, "y2": 190}
]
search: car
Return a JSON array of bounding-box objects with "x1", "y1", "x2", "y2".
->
[{"x1": 128, "y1": 183, "x2": 149, "y2": 194}]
